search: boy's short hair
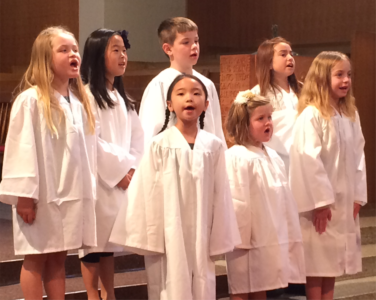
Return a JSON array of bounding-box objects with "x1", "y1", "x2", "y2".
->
[{"x1": 158, "y1": 17, "x2": 198, "y2": 45}]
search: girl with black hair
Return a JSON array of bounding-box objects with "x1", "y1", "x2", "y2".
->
[
  {"x1": 79, "y1": 28, "x2": 144, "y2": 300},
  {"x1": 112, "y1": 74, "x2": 240, "y2": 300}
]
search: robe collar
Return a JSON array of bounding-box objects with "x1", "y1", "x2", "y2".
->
[{"x1": 164, "y1": 126, "x2": 207, "y2": 151}]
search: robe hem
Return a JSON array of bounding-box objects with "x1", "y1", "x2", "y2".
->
[
  {"x1": 14, "y1": 243, "x2": 97, "y2": 256},
  {"x1": 298, "y1": 198, "x2": 335, "y2": 213},
  {"x1": 0, "y1": 191, "x2": 38, "y2": 205}
]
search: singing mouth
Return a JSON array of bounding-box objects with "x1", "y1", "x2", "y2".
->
[
  {"x1": 265, "y1": 128, "x2": 271, "y2": 133},
  {"x1": 184, "y1": 106, "x2": 195, "y2": 110},
  {"x1": 70, "y1": 60, "x2": 79, "y2": 68}
]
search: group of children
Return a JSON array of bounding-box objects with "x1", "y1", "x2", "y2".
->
[{"x1": 0, "y1": 16, "x2": 367, "y2": 300}]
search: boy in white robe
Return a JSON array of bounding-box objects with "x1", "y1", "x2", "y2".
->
[
  {"x1": 289, "y1": 51, "x2": 367, "y2": 300},
  {"x1": 225, "y1": 91, "x2": 305, "y2": 300},
  {"x1": 111, "y1": 74, "x2": 240, "y2": 300},
  {"x1": 139, "y1": 17, "x2": 226, "y2": 148}
]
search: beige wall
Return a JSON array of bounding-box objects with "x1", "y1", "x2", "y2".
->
[
  {"x1": 79, "y1": 0, "x2": 105, "y2": 55},
  {"x1": 104, "y1": 0, "x2": 186, "y2": 62}
]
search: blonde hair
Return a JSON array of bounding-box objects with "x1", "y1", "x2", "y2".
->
[
  {"x1": 298, "y1": 51, "x2": 356, "y2": 121},
  {"x1": 14, "y1": 26, "x2": 95, "y2": 135},
  {"x1": 226, "y1": 91, "x2": 271, "y2": 145},
  {"x1": 157, "y1": 17, "x2": 198, "y2": 45}
]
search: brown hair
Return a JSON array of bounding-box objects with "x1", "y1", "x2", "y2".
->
[
  {"x1": 256, "y1": 37, "x2": 301, "y2": 98},
  {"x1": 226, "y1": 91, "x2": 271, "y2": 145},
  {"x1": 14, "y1": 26, "x2": 95, "y2": 136},
  {"x1": 298, "y1": 51, "x2": 356, "y2": 121},
  {"x1": 158, "y1": 17, "x2": 198, "y2": 45}
]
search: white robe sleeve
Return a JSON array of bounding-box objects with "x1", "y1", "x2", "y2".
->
[
  {"x1": 0, "y1": 94, "x2": 39, "y2": 205},
  {"x1": 139, "y1": 81, "x2": 166, "y2": 149},
  {"x1": 289, "y1": 109, "x2": 335, "y2": 212},
  {"x1": 209, "y1": 146, "x2": 241, "y2": 256},
  {"x1": 225, "y1": 152, "x2": 253, "y2": 249},
  {"x1": 129, "y1": 109, "x2": 144, "y2": 168},
  {"x1": 92, "y1": 102, "x2": 136, "y2": 189},
  {"x1": 353, "y1": 112, "x2": 367, "y2": 205},
  {"x1": 208, "y1": 82, "x2": 227, "y2": 147},
  {"x1": 114, "y1": 142, "x2": 165, "y2": 255}
]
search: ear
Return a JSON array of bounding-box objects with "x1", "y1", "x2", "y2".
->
[
  {"x1": 162, "y1": 43, "x2": 173, "y2": 57},
  {"x1": 203, "y1": 100, "x2": 209, "y2": 111},
  {"x1": 167, "y1": 100, "x2": 174, "y2": 112}
]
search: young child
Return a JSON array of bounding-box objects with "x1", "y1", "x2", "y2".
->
[
  {"x1": 139, "y1": 17, "x2": 226, "y2": 148},
  {"x1": 115, "y1": 74, "x2": 240, "y2": 300},
  {"x1": 0, "y1": 27, "x2": 97, "y2": 300},
  {"x1": 79, "y1": 29, "x2": 144, "y2": 300},
  {"x1": 225, "y1": 91, "x2": 305, "y2": 300},
  {"x1": 251, "y1": 37, "x2": 301, "y2": 172},
  {"x1": 289, "y1": 51, "x2": 367, "y2": 300}
]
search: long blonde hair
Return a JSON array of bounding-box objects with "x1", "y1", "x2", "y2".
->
[
  {"x1": 298, "y1": 51, "x2": 356, "y2": 121},
  {"x1": 14, "y1": 26, "x2": 95, "y2": 135}
]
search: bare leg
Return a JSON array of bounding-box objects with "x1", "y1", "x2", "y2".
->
[
  {"x1": 20, "y1": 254, "x2": 48, "y2": 300},
  {"x1": 306, "y1": 276, "x2": 323, "y2": 300},
  {"x1": 249, "y1": 290, "x2": 266, "y2": 300},
  {"x1": 99, "y1": 255, "x2": 116, "y2": 300},
  {"x1": 81, "y1": 261, "x2": 101, "y2": 300},
  {"x1": 322, "y1": 277, "x2": 335, "y2": 300},
  {"x1": 43, "y1": 251, "x2": 67, "y2": 300},
  {"x1": 230, "y1": 293, "x2": 249, "y2": 300}
]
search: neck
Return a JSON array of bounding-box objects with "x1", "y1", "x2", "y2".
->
[
  {"x1": 273, "y1": 74, "x2": 290, "y2": 92},
  {"x1": 170, "y1": 61, "x2": 193, "y2": 75},
  {"x1": 330, "y1": 96, "x2": 340, "y2": 112},
  {"x1": 51, "y1": 77, "x2": 69, "y2": 97},
  {"x1": 175, "y1": 119, "x2": 198, "y2": 143},
  {"x1": 106, "y1": 74, "x2": 115, "y2": 90}
]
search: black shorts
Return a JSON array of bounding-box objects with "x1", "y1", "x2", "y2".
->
[{"x1": 80, "y1": 252, "x2": 114, "y2": 263}]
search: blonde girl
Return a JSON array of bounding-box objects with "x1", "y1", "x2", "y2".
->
[
  {"x1": 0, "y1": 27, "x2": 96, "y2": 300},
  {"x1": 225, "y1": 91, "x2": 305, "y2": 300},
  {"x1": 290, "y1": 51, "x2": 367, "y2": 300}
]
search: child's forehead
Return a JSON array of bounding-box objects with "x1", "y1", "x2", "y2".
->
[
  {"x1": 175, "y1": 30, "x2": 198, "y2": 40},
  {"x1": 52, "y1": 32, "x2": 77, "y2": 46}
]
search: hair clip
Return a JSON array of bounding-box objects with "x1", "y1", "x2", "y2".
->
[
  {"x1": 234, "y1": 90, "x2": 256, "y2": 104},
  {"x1": 120, "y1": 30, "x2": 131, "y2": 49}
]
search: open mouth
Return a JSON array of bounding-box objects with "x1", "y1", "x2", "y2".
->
[
  {"x1": 286, "y1": 63, "x2": 294, "y2": 68},
  {"x1": 184, "y1": 106, "x2": 195, "y2": 111},
  {"x1": 339, "y1": 86, "x2": 348, "y2": 90},
  {"x1": 70, "y1": 61, "x2": 79, "y2": 68},
  {"x1": 119, "y1": 62, "x2": 126, "y2": 67},
  {"x1": 264, "y1": 128, "x2": 271, "y2": 133},
  {"x1": 190, "y1": 53, "x2": 198, "y2": 58}
]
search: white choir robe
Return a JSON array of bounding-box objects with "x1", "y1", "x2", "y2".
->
[
  {"x1": 0, "y1": 87, "x2": 97, "y2": 255},
  {"x1": 289, "y1": 106, "x2": 367, "y2": 276},
  {"x1": 251, "y1": 85, "x2": 298, "y2": 173},
  {"x1": 225, "y1": 145, "x2": 305, "y2": 293},
  {"x1": 110, "y1": 126, "x2": 241, "y2": 300},
  {"x1": 139, "y1": 68, "x2": 226, "y2": 148},
  {"x1": 79, "y1": 87, "x2": 144, "y2": 257}
]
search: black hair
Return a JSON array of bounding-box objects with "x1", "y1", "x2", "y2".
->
[
  {"x1": 159, "y1": 74, "x2": 208, "y2": 133},
  {"x1": 81, "y1": 28, "x2": 133, "y2": 111}
]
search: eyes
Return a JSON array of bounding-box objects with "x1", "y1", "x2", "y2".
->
[
  {"x1": 182, "y1": 39, "x2": 199, "y2": 45},
  {"x1": 257, "y1": 115, "x2": 272, "y2": 121},
  {"x1": 177, "y1": 91, "x2": 202, "y2": 96},
  {"x1": 334, "y1": 72, "x2": 351, "y2": 78},
  {"x1": 58, "y1": 47, "x2": 78, "y2": 53}
]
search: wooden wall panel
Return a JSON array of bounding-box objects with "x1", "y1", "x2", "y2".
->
[
  {"x1": 351, "y1": 31, "x2": 376, "y2": 206},
  {"x1": 187, "y1": 0, "x2": 375, "y2": 54},
  {"x1": 0, "y1": 0, "x2": 79, "y2": 73}
]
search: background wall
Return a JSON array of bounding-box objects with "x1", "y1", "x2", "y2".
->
[
  {"x1": 187, "y1": 0, "x2": 376, "y2": 56},
  {"x1": 0, "y1": 0, "x2": 79, "y2": 73},
  {"x1": 104, "y1": 0, "x2": 186, "y2": 62}
]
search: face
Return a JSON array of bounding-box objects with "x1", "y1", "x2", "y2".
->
[
  {"x1": 248, "y1": 104, "x2": 273, "y2": 148},
  {"x1": 164, "y1": 31, "x2": 199, "y2": 68},
  {"x1": 105, "y1": 35, "x2": 128, "y2": 79},
  {"x1": 272, "y1": 42, "x2": 295, "y2": 78},
  {"x1": 167, "y1": 77, "x2": 208, "y2": 125},
  {"x1": 330, "y1": 59, "x2": 351, "y2": 102},
  {"x1": 51, "y1": 32, "x2": 81, "y2": 82}
]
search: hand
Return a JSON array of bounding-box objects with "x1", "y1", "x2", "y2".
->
[
  {"x1": 17, "y1": 197, "x2": 36, "y2": 224},
  {"x1": 116, "y1": 169, "x2": 135, "y2": 190},
  {"x1": 353, "y1": 203, "x2": 361, "y2": 220},
  {"x1": 313, "y1": 207, "x2": 332, "y2": 234}
]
